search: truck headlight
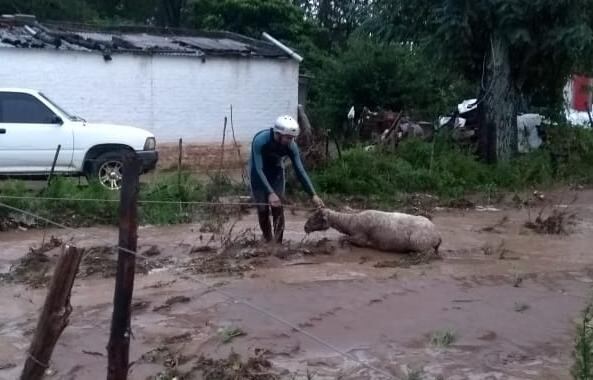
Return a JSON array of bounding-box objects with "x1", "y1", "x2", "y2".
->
[{"x1": 144, "y1": 137, "x2": 156, "y2": 151}]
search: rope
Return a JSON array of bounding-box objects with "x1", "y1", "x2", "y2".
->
[{"x1": 0, "y1": 201, "x2": 398, "y2": 379}]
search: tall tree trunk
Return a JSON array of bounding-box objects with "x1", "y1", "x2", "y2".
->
[{"x1": 480, "y1": 34, "x2": 518, "y2": 163}]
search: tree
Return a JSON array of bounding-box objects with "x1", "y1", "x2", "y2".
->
[
  {"x1": 292, "y1": 0, "x2": 371, "y2": 44},
  {"x1": 86, "y1": 0, "x2": 159, "y2": 24},
  {"x1": 187, "y1": 0, "x2": 308, "y2": 41},
  {"x1": 186, "y1": 0, "x2": 331, "y2": 74},
  {"x1": 370, "y1": 0, "x2": 593, "y2": 162},
  {"x1": 0, "y1": 0, "x2": 99, "y2": 22},
  {"x1": 310, "y1": 35, "x2": 471, "y2": 133},
  {"x1": 156, "y1": 0, "x2": 187, "y2": 27}
]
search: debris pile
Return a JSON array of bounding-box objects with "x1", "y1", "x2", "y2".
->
[
  {"x1": 192, "y1": 351, "x2": 279, "y2": 380},
  {"x1": 438, "y1": 98, "x2": 545, "y2": 153},
  {"x1": 1, "y1": 242, "x2": 172, "y2": 286},
  {"x1": 0, "y1": 236, "x2": 63, "y2": 287},
  {"x1": 186, "y1": 236, "x2": 337, "y2": 276},
  {"x1": 525, "y1": 208, "x2": 577, "y2": 235},
  {"x1": 0, "y1": 212, "x2": 38, "y2": 231},
  {"x1": 146, "y1": 349, "x2": 280, "y2": 380},
  {"x1": 345, "y1": 98, "x2": 547, "y2": 155},
  {"x1": 354, "y1": 108, "x2": 434, "y2": 150},
  {"x1": 373, "y1": 250, "x2": 439, "y2": 269},
  {"x1": 79, "y1": 246, "x2": 172, "y2": 278}
]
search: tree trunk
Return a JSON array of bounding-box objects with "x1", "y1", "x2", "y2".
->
[{"x1": 480, "y1": 34, "x2": 518, "y2": 163}]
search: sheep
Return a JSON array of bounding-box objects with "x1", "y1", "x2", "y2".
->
[{"x1": 304, "y1": 208, "x2": 442, "y2": 254}]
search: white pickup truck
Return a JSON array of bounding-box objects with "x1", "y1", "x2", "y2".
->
[{"x1": 0, "y1": 88, "x2": 158, "y2": 190}]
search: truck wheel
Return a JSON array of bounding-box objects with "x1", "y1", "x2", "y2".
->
[{"x1": 92, "y1": 152, "x2": 126, "y2": 190}]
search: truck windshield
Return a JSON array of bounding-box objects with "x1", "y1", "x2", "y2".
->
[{"x1": 38, "y1": 92, "x2": 77, "y2": 121}]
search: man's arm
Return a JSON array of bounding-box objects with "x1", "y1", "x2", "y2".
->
[
  {"x1": 288, "y1": 142, "x2": 316, "y2": 196},
  {"x1": 252, "y1": 136, "x2": 275, "y2": 195}
]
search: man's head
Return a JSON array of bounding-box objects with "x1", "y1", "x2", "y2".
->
[{"x1": 273, "y1": 115, "x2": 299, "y2": 146}]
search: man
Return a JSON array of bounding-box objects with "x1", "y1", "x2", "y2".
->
[{"x1": 250, "y1": 115, "x2": 324, "y2": 243}]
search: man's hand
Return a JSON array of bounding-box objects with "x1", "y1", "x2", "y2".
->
[
  {"x1": 312, "y1": 195, "x2": 325, "y2": 209},
  {"x1": 268, "y1": 193, "x2": 282, "y2": 208}
]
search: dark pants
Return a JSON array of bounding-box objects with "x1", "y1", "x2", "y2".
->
[{"x1": 250, "y1": 167, "x2": 285, "y2": 243}]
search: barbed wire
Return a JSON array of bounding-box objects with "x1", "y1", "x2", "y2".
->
[
  {"x1": 0, "y1": 200, "x2": 398, "y2": 380},
  {"x1": 4, "y1": 196, "x2": 586, "y2": 378},
  {"x1": 0, "y1": 194, "x2": 317, "y2": 212}
]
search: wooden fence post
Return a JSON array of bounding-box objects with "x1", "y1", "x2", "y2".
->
[
  {"x1": 20, "y1": 245, "x2": 83, "y2": 380},
  {"x1": 219, "y1": 117, "x2": 228, "y2": 176},
  {"x1": 177, "y1": 138, "x2": 183, "y2": 194},
  {"x1": 107, "y1": 154, "x2": 140, "y2": 380}
]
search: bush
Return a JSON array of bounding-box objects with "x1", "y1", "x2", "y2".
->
[
  {"x1": 0, "y1": 173, "x2": 211, "y2": 227},
  {"x1": 312, "y1": 125, "x2": 593, "y2": 201}
]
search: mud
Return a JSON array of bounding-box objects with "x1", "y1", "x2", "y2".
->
[
  {"x1": 0, "y1": 212, "x2": 39, "y2": 232},
  {"x1": 0, "y1": 236, "x2": 63, "y2": 287},
  {"x1": 2, "y1": 188, "x2": 593, "y2": 379},
  {"x1": 0, "y1": 244, "x2": 173, "y2": 287}
]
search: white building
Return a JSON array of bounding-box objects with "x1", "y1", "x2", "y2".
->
[{"x1": 0, "y1": 16, "x2": 301, "y2": 146}]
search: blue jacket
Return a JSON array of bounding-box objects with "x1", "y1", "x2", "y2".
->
[{"x1": 249, "y1": 128, "x2": 316, "y2": 196}]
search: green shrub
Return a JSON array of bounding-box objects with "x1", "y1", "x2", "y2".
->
[{"x1": 312, "y1": 125, "x2": 593, "y2": 201}]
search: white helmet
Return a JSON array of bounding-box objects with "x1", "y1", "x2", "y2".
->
[{"x1": 273, "y1": 115, "x2": 300, "y2": 137}]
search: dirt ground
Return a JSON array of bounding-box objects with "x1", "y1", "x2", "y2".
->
[{"x1": 1, "y1": 188, "x2": 593, "y2": 379}]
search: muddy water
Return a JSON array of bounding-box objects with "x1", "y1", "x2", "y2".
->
[{"x1": 1, "y1": 190, "x2": 593, "y2": 379}]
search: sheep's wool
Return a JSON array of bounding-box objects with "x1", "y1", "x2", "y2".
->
[{"x1": 322, "y1": 209, "x2": 441, "y2": 253}]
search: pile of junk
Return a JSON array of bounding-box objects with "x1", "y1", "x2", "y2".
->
[{"x1": 350, "y1": 99, "x2": 554, "y2": 154}]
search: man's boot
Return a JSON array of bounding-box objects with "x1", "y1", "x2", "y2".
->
[
  {"x1": 257, "y1": 206, "x2": 273, "y2": 242},
  {"x1": 271, "y1": 206, "x2": 285, "y2": 244}
]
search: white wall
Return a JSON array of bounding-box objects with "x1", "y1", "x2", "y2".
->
[{"x1": 0, "y1": 48, "x2": 299, "y2": 143}]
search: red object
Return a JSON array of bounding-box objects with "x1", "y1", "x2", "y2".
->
[{"x1": 572, "y1": 75, "x2": 592, "y2": 111}]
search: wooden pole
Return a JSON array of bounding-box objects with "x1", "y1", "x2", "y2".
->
[
  {"x1": 229, "y1": 105, "x2": 247, "y2": 185},
  {"x1": 177, "y1": 138, "x2": 183, "y2": 194},
  {"x1": 107, "y1": 154, "x2": 140, "y2": 380},
  {"x1": 46, "y1": 144, "x2": 61, "y2": 188},
  {"x1": 20, "y1": 245, "x2": 83, "y2": 380},
  {"x1": 219, "y1": 117, "x2": 227, "y2": 177}
]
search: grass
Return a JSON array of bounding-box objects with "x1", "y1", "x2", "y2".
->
[
  {"x1": 0, "y1": 171, "x2": 244, "y2": 228},
  {"x1": 430, "y1": 329, "x2": 457, "y2": 348},
  {"x1": 573, "y1": 304, "x2": 593, "y2": 380},
  {"x1": 3, "y1": 124, "x2": 593, "y2": 228},
  {"x1": 406, "y1": 368, "x2": 424, "y2": 380},
  {"x1": 218, "y1": 326, "x2": 247, "y2": 344},
  {"x1": 310, "y1": 125, "x2": 593, "y2": 204}
]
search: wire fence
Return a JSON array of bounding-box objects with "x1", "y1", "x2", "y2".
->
[
  {"x1": 0, "y1": 199, "x2": 399, "y2": 380},
  {"x1": 1, "y1": 185, "x2": 584, "y2": 379},
  {"x1": 0, "y1": 194, "x2": 316, "y2": 211}
]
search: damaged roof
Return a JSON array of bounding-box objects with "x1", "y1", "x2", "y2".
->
[{"x1": 0, "y1": 15, "x2": 292, "y2": 60}]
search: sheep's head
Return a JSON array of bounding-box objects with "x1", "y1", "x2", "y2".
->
[{"x1": 304, "y1": 209, "x2": 330, "y2": 233}]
